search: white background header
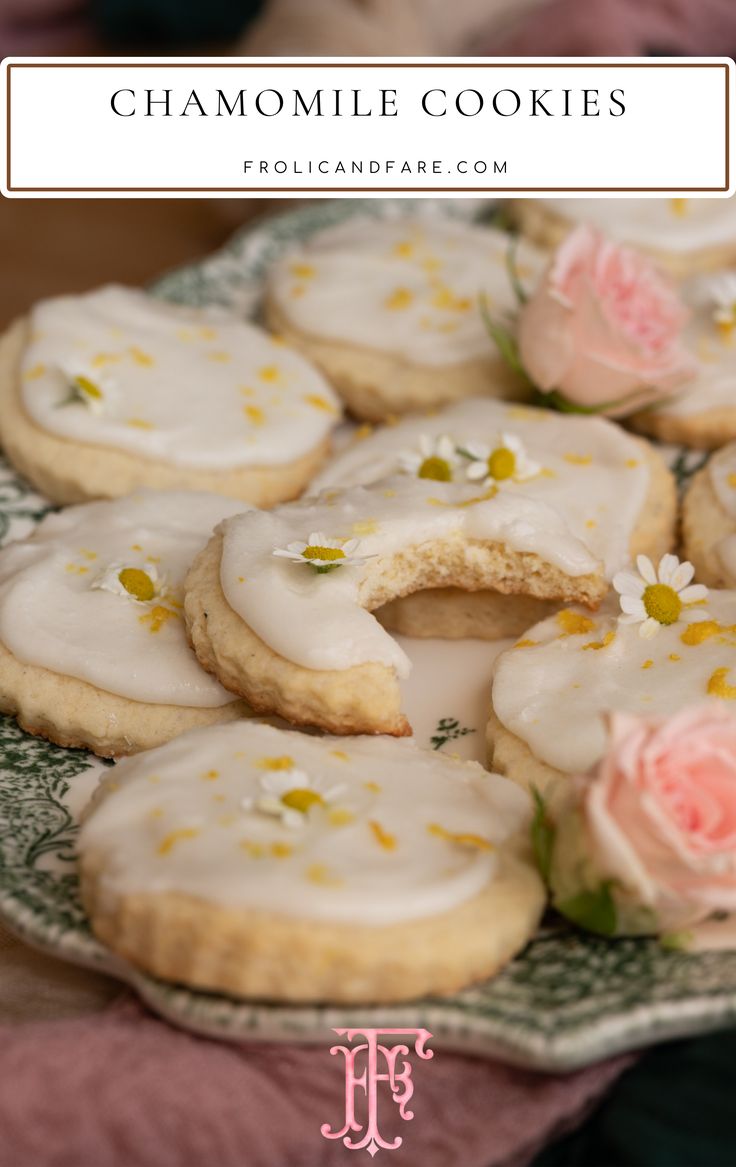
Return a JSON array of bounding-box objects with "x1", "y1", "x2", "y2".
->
[{"x1": 2, "y1": 57, "x2": 732, "y2": 198}]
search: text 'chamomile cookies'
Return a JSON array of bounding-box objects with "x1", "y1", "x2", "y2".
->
[
  {"x1": 311, "y1": 399, "x2": 676, "y2": 640},
  {"x1": 0, "y1": 491, "x2": 250, "y2": 757},
  {"x1": 632, "y1": 272, "x2": 736, "y2": 449},
  {"x1": 488, "y1": 557, "x2": 732, "y2": 799},
  {"x1": 185, "y1": 475, "x2": 613, "y2": 738},
  {"x1": 509, "y1": 197, "x2": 736, "y2": 277},
  {"x1": 264, "y1": 217, "x2": 545, "y2": 420},
  {"x1": 78, "y1": 721, "x2": 544, "y2": 1003},
  {"x1": 0, "y1": 285, "x2": 341, "y2": 505}
]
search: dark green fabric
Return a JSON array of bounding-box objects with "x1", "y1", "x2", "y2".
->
[
  {"x1": 92, "y1": 0, "x2": 265, "y2": 44},
  {"x1": 532, "y1": 1029, "x2": 736, "y2": 1167}
]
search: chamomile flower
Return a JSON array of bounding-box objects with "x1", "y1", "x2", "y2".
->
[
  {"x1": 57, "y1": 368, "x2": 107, "y2": 414},
  {"x1": 399, "y1": 434, "x2": 460, "y2": 482},
  {"x1": 613, "y1": 554, "x2": 709, "y2": 639},
  {"x1": 92, "y1": 562, "x2": 164, "y2": 603},
  {"x1": 242, "y1": 769, "x2": 346, "y2": 830},
  {"x1": 462, "y1": 433, "x2": 540, "y2": 486},
  {"x1": 709, "y1": 273, "x2": 736, "y2": 337},
  {"x1": 273, "y1": 533, "x2": 372, "y2": 574}
]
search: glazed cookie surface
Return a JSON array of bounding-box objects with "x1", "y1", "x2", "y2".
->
[
  {"x1": 185, "y1": 475, "x2": 612, "y2": 736},
  {"x1": 632, "y1": 272, "x2": 736, "y2": 449},
  {"x1": 264, "y1": 217, "x2": 545, "y2": 419},
  {"x1": 0, "y1": 491, "x2": 249, "y2": 756},
  {"x1": 510, "y1": 197, "x2": 736, "y2": 276},
  {"x1": 0, "y1": 285, "x2": 340, "y2": 504},
  {"x1": 490, "y1": 580, "x2": 735, "y2": 794},
  {"x1": 78, "y1": 721, "x2": 545, "y2": 1003},
  {"x1": 312, "y1": 399, "x2": 676, "y2": 640}
]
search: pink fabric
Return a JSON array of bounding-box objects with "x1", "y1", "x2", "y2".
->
[
  {"x1": 488, "y1": 0, "x2": 736, "y2": 56},
  {"x1": 0, "y1": 995, "x2": 633, "y2": 1167}
]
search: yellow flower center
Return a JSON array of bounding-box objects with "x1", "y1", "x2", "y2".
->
[
  {"x1": 118, "y1": 567, "x2": 155, "y2": 602},
  {"x1": 302, "y1": 545, "x2": 345, "y2": 562},
  {"x1": 281, "y1": 788, "x2": 323, "y2": 813},
  {"x1": 418, "y1": 456, "x2": 452, "y2": 481},
  {"x1": 74, "y1": 375, "x2": 102, "y2": 400},
  {"x1": 642, "y1": 583, "x2": 682, "y2": 626},
  {"x1": 487, "y1": 447, "x2": 516, "y2": 481}
]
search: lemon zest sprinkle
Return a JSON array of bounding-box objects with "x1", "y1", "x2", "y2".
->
[
  {"x1": 385, "y1": 287, "x2": 413, "y2": 311},
  {"x1": 369, "y1": 820, "x2": 397, "y2": 851},
  {"x1": 305, "y1": 863, "x2": 343, "y2": 887},
  {"x1": 139, "y1": 606, "x2": 178, "y2": 634},
  {"x1": 158, "y1": 828, "x2": 199, "y2": 856},
  {"x1": 582, "y1": 631, "x2": 616, "y2": 651},
  {"x1": 557, "y1": 610, "x2": 596, "y2": 637},
  {"x1": 255, "y1": 755, "x2": 295, "y2": 771},
  {"x1": 427, "y1": 823, "x2": 494, "y2": 851},
  {"x1": 708, "y1": 667, "x2": 736, "y2": 699}
]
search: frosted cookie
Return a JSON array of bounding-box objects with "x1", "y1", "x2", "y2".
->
[
  {"x1": 78, "y1": 721, "x2": 545, "y2": 1003},
  {"x1": 632, "y1": 272, "x2": 736, "y2": 449},
  {"x1": 263, "y1": 217, "x2": 545, "y2": 420},
  {"x1": 510, "y1": 198, "x2": 736, "y2": 277},
  {"x1": 488, "y1": 554, "x2": 728, "y2": 798},
  {"x1": 0, "y1": 285, "x2": 341, "y2": 506},
  {"x1": 311, "y1": 399, "x2": 676, "y2": 640},
  {"x1": 0, "y1": 491, "x2": 250, "y2": 757},
  {"x1": 185, "y1": 476, "x2": 612, "y2": 737},
  {"x1": 683, "y1": 444, "x2": 736, "y2": 586}
]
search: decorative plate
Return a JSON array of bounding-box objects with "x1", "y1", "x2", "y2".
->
[{"x1": 0, "y1": 199, "x2": 735, "y2": 1073}]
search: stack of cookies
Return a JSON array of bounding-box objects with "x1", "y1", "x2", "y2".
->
[{"x1": 3, "y1": 198, "x2": 736, "y2": 1004}]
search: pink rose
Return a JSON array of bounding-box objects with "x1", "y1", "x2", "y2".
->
[
  {"x1": 581, "y1": 706, "x2": 736, "y2": 933},
  {"x1": 517, "y1": 225, "x2": 695, "y2": 416}
]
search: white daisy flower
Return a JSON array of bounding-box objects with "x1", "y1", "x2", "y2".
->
[
  {"x1": 612, "y1": 553, "x2": 709, "y2": 639},
  {"x1": 462, "y1": 432, "x2": 540, "y2": 487},
  {"x1": 709, "y1": 273, "x2": 736, "y2": 333},
  {"x1": 91, "y1": 561, "x2": 164, "y2": 603},
  {"x1": 399, "y1": 434, "x2": 459, "y2": 482},
  {"x1": 273, "y1": 532, "x2": 372, "y2": 574},
  {"x1": 57, "y1": 367, "x2": 108, "y2": 414},
  {"x1": 241, "y1": 769, "x2": 346, "y2": 830}
]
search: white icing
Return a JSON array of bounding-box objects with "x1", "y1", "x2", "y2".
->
[
  {"x1": 708, "y1": 445, "x2": 736, "y2": 583},
  {"x1": 267, "y1": 217, "x2": 545, "y2": 366},
  {"x1": 78, "y1": 721, "x2": 531, "y2": 925},
  {"x1": 311, "y1": 400, "x2": 650, "y2": 579},
  {"x1": 0, "y1": 491, "x2": 245, "y2": 706},
  {"x1": 219, "y1": 476, "x2": 601, "y2": 676},
  {"x1": 492, "y1": 591, "x2": 736, "y2": 775},
  {"x1": 644, "y1": 272, "x2": 736, "y2": 419},
  {"x1": 539, "y1": 198, "x2": 736, "y2": 254},
  {"x1": 21, "y1": 286, "x2": 341, "y2": 470}
]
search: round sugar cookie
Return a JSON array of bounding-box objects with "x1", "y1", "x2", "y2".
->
[
  {"x1": 488, "y1": 582, "x2": 736, "y2": 798},
  {"x1": 632, "y1": 272, "x2": 736, "y2": 449},
  {"x1": 0, "y1": 285, "x2": 341, "y2": 505},
  {"x1": 311, "y1": 399, "x2": 676, "y2": 640},
  {"x1": 263, "y1": 217, "x2": 546, "y2": 420},
  {"x1": 78, "y1": 721, "x2": 545, "y2": 1003},
  {"x1": 185, "y1": 476, "x2": 611, "y2": 737},
  {"x1": 0, "y1": 491, "x2": 250, "y2": 757},
  {"x1": 509, "y1": 197, "x2": 736, "y2": 277},
  {"x1": 683, "y1": 445, "x2": 736, "y2": 587}
]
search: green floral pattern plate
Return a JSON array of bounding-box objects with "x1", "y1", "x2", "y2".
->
[{"x1": 1, "y1": 200, "x2": 735, "y2": 1072}]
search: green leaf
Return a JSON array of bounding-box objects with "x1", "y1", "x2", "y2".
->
[
  {"x1": 660, "y1": 930, "x2": 694, "y2": 952},
  {"x1": 506, "y1": 239, "x2": 528, "y2": 305},
  {"x1": 530, "y1": 787, "x2": 554, "y2": 883},
  {"x1": 478, "y1": 296, "x2": 532, "y2": 384},
  {"x1": 558, "y1": 881, "x2": 618, "y2": 937}
]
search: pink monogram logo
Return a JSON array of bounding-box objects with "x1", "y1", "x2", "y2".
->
[{"x1": 321, "y1": 1027, "x2": 434, "y2": 1157}]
